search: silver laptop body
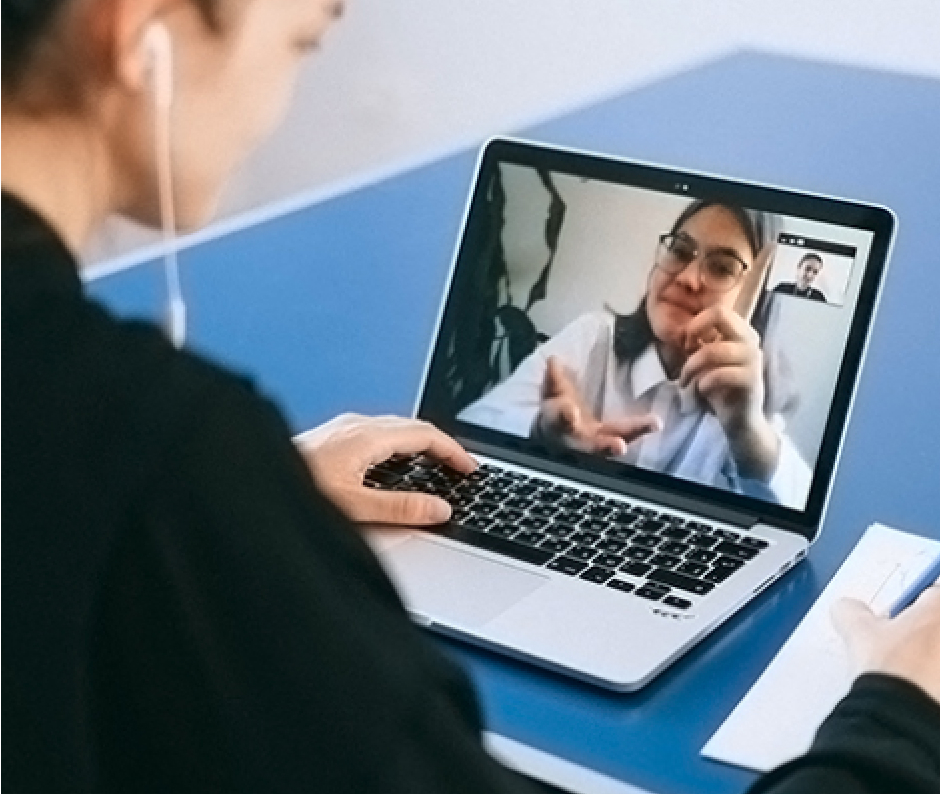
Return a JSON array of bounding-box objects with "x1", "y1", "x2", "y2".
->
[{"x1": 370, "y1": 137, "x2": 895, "y2": 691}]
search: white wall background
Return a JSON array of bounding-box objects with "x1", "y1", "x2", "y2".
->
[{"x1": 89, "y1": 0, "x2": 940, "y2": 262}]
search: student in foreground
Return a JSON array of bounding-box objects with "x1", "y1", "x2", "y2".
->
[{"x1": 3, "y1": 1, "x2": 938, "y2": 792}]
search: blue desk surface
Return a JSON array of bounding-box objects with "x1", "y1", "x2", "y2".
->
[{"x1": 90, "y1": 53, "x2": 940, "y2": 794}]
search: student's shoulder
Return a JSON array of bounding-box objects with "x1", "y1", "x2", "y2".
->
[{"x1": 82, "y1": 305, "x2": 289, "y2": 460}]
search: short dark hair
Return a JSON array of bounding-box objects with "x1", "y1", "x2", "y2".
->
[
  {"x1": 798, "y1": 252, "x2": 824, "y2": 267},
  {"x1": 2, "y1": 0, "x2": 221, "y2": 109},
  {"x1": 2, "y1": 0, "x2": 69, "y2": 93}
]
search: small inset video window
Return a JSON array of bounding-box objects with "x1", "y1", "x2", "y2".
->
[{"x1": 768, "y1": 234, "x2": 856, "y2": 306}]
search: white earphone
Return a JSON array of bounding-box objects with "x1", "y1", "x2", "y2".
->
[
  {"x1": 143, "y1": 22, "x2": 187, "y2": 348},
  {"x1": 142, "y1": 22, "x2": 173, "y2": 111}
]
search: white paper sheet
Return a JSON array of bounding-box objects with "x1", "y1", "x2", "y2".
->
[{"x1": 701, "y1": 522, "x2": 940, "y2": 773}]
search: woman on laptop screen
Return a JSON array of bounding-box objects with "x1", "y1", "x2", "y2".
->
[{"x1": 459, "y1": 198, "x2": 812, "y2": 509}]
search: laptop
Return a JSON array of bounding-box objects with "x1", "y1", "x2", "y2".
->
[{"x1": 366, "y1": 137, "x2": 895, "y2": 691}]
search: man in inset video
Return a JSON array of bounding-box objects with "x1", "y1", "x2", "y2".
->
[{"x1": 774, "y1": 252, "x2": 828, "y2": 302}]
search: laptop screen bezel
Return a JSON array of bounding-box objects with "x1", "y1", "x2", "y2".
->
[{"x1": 416, "y1": 137, "x2": 895, "y2": 541}]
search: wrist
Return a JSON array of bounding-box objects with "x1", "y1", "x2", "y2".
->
[{"x1": 727, "y1": 412, "x2": 779, "y2": 481}]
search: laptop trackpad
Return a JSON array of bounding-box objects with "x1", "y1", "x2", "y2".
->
[{"x1": 383, "y1": 537, "x2": 549, "y2": 629}]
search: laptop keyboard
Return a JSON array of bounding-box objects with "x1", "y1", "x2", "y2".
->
[{"x1": 365, "y1": 457, "x2": 769, "y2": 610}]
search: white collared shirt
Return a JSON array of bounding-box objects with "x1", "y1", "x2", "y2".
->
[{"x1": 458, "y1": 311, "x2": 812, "y2": 509}]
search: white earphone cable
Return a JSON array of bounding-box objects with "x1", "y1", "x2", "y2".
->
[{"x1": 149, "y1": 27, "x2": 187, "y2": 347}]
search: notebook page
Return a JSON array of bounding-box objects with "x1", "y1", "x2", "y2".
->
[{"x1": 701, "y1": 523, "x2": 940, "y2": 773}]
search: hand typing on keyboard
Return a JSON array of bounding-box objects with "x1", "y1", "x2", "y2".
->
[
  {"x1": 295, "y1": 414, "x2": 477, "y2": 525},
  {"x1": 535, "y1": 356, "x2": 661, "y2": 456},
  {"x1": 366, "y1": 457, "x2": 771, "y2": 610}
]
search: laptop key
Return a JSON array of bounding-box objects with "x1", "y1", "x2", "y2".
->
[
  {"x1": 632, "y1": 534, "x2": 661, "y2": 548},
  {"x1": 648, "y1": 553, "x2": 682, "y2": 569},
  {"x1": 686, "y1": 549, "x2": 718, "y2": 564},
  {"x1": 519, "y1": 516, "x2": 549, "y2": 531},
  {"x1": 540, "y1": 538, "x2": 571, "y2": 554},
  {"x1": 713, "y1": 554, "x2": 745, "y2": 570},
  {"x1": 635, "y1": 585, "x2": 668, "y2": 601},
  {"x1": 364, "y1": 468, "x2": 402, "y2": 487},
  {"x1": 452, "y1": 482, "x2": 478, "y2": 497},
  {"x1": 494, "y1": 507, "x2": 524, "y2": 523},
  {"x1": 547, "y1": 557, "x2": 590, "y2": 576},
  {"x1": 568, "y1": 545, "x2": 598, "y2": 562},
  {"x1": 529, "y1": 504, "x2": 558, "y2": 519},
  {"x1": 662, "y1": 595, "x2": 692, "y2": 610},
  {"x1": 472, "y1": 501, "x2": 500, "y2": 516},
  {"x1": 375, "y1": 457, "x2": 415, "y2": 476},
  {"x1": 606, "y1": 579, "x2": 636, "y2": 594},
  {"x1": 704, "y1": 567, "x2": 736, "y2": 584},
  {"x1": 620, "y1": 561, "x2": 652, "y2": 577},
  {"x1": 441, "y1": 523, "x2": 553, "y2": 566},
  {"x1": 595, "y1": 539, "x2": 628, "y2": 555},
  {"x1": 514, "y1": 530, "x2": 546, "y2": 546},
  {"x1": 605, "y1": 527, "x2": 636, "y2": 542},
  {"x1": 611, "y1": 511, "x2": 638, "y2": 526},
  {"x1": 647, "y1": 569, "x2": 715, "y2": 595},
  {"x1": 659, "y1": 540, "x2": 689, "y2": 556},
  {"x1": 740, "y1": 536, "x2": 770, "y2": 550},
  {"x1": 580, "y1": 566, "x2": 615, "y2": 584},
  {"x1": 714, "y1": 541, "x2": 760, "y2": 560},
  {"x1": 570, "y1": 531, "x2": 602, "y2": 545},
  {"x1": 676, "y1": 561, "x2": 708, "y2": 577},
  {"x1": 543, "y1": 522, "x2": 575, "y2": 538},
  {"x1": 461, "y1": 515, "x2": 492, "y2": 532},
  {"x1": 623, "y1": 546, "x2": 654, "y2": 561},
  {"x1": 488, "y1": 524, "x2": 519, "y2": 539},
  {"x1": 662, "y1": 526, "x2": 691, "y2": 540},
  {"x1": 540, "y1": 489, "x2": 568, "y2": 504},
  {"x1": 593, "y1": 553, "x2": 625, "y2": 569},
  {"x1": 579, "y1": 518, "x2": 609, "y2": 533},
  {"x1": 556, "y1": 509, "x2": 584, "y2": 525}
]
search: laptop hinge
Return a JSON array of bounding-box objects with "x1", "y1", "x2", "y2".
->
[{"x1": 462, "y1": 438, "x2": 760, "y2": 530}]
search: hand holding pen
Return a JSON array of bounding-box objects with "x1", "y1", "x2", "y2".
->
[{"x1": 831, "y1": 553, "x2": 940, "y2": 704}]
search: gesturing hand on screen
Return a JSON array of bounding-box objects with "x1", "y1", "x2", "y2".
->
[{"x1": 535, "y1": 356, "x2": 660, "y2": 457}]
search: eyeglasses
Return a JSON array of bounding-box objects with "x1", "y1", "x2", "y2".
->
[{"x1": 656, "y1": 232, "x2": 750, "y2": 293}]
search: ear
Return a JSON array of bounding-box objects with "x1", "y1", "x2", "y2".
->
[{"x1": 91, "y1": 0, "x2": 177, "y2": 96}]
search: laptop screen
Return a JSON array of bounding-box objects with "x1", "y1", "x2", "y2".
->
[{"x1": 419, "y1": 139, "x2": 893, "y2": 536}]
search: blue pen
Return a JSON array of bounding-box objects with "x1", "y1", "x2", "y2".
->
[{"x1": 888, "y1": 552, "x2": 940, "y2": 618}]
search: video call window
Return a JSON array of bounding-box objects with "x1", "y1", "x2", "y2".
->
[
  {"x1": 430, "y1": 163, "x2": 873, "y2": 513},
  {"x1": 769, "y1": 234, "x2": 857, "y2": 306}
]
